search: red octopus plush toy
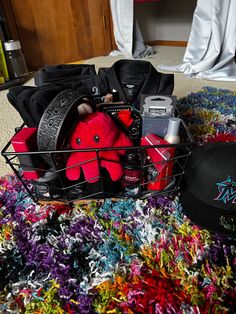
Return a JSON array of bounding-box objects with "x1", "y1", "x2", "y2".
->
[{"x1": 66, "y1": 112, "x2": 133, "y2": 183}]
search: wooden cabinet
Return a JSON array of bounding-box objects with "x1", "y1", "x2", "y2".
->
[{"x1": 0, "y1": 0, "x2": 115, "y2": 70}]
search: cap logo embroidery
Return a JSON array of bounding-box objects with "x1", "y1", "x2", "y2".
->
[{"x1": 214, "y1": 176, "x2": 236, "y2": 204}]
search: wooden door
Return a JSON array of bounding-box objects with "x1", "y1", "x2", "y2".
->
[{"x1": 0, "y1": 0, "x2": 114, "y2": 70}]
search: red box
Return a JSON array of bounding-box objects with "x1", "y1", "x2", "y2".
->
[
  {"x1": 141, "y1": 134, "x2": 175, "y2": 190},
  {"x1": 11, "y1": 128, "x2": 42, "y2": 180}
]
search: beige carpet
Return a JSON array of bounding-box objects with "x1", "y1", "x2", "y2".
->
[{"x1": 1, "y1": 46, "x2": 236, "y2": 177}]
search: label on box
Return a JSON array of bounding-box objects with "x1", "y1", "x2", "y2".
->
[
  {"x1": 148, "y1": 107, "x2": 167, "y2": 116},
  {"x1": 140, "y1": 94, "x2": 177, "y2": 117}
]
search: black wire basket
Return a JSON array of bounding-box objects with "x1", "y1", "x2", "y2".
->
[{"x1": 1, "y1": 118, "x2": 194, "y2": 203}]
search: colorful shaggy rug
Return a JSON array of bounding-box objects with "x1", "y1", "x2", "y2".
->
[{"x1": 0, "y1": 87, "x2": 236, "y2": 313}]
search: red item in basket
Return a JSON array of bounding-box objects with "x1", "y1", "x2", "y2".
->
[
  {"x1": 141, "y1": 133, "x2": 175, "y2": 190},
  {"x1": 11, "y1": 128, "x2": 42, "y2": 180},
  {"x1": 66, "y1": 112, "x2": 133, "y2": 183}
]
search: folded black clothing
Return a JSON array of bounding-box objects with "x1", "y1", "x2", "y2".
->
[
  {"x1": 7, "y1": 75, "x2": 108, "y2": 127},
  {"x1": 7, "y1": 85, "x2": 35, "y2": 109},
  {"x1": 98, "y1": 67, "x2": 109, "y2": 79},
  {"x1": 7, "y1": 86, "x2": 38, "y2": 126},
  {"x1": 7, "y1": 85, "x2": 65, "y2": 127},
  {"x1": 7, "y1": 86, "x2": 31, "y2": 111},
  {"x1": 102, "y1": 59, "x2": 174, "y2": 109},
  {"x1": 45, "y1": 75, "x2": 110, "y2": 97},
  {"x1": 29, "y1": 76, "x2": 109, "y2": 125},
  {"x1": 34, "y1": 64, "x2": 97, "y2": 86},
  {"x1": 29, "y1": 85, "x2": 66, "y2": 126}
]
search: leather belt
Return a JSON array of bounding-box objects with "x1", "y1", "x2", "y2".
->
[{"x1": 37, "y1": 89, "x2": 88, "y2": 166}]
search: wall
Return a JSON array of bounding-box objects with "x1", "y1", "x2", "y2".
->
[{"x1": 135, "y1": 0, "x2": 197, "y2": 42}]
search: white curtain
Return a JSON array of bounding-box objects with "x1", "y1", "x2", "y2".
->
[
  {"x1": 158, "y1": 0, "x2": 236, "y2": 81},
  {"x1": 109, "y1": 0, "x2": 154, "y2": 58}
]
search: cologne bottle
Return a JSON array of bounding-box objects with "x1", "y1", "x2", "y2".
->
[
  {"x1": 122, "y1": 150, "x2": 141, "y2": 197},
  {"x1": 164, "y1": 117, "x2": 181, "y2": 144}
]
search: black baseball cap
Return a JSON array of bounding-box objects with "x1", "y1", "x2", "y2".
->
[{"x1": 180, "y1": 142, "x2": 236, "y2": 237}]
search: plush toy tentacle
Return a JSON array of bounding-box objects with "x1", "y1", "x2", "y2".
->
[
  {"x1": 66, "y1": 152, "x2": 82, "y2": 181},
  {"x1": 100, "y1": 151, "x2": 124, "y2": 181},
  {"x1": 80, "y1": 159, "x2": 100, "y2": 183},
  {"x1": 66, "y1": 151, "x2": 100, "y2": 183}
]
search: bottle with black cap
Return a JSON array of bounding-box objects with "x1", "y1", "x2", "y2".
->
[{"x1": 122, "y1": 149, "x2": 141, "y2": 197}]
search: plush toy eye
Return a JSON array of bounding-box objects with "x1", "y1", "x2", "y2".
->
[
  {"x1": 76, "y1": 138, "x2": 81, "y2": 145},
  {"x1": 94, "y1": 135, "x2": 100, "y2": 143}
]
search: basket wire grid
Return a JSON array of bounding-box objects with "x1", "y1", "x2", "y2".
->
[{"x1": 1, "y1": 118, "x2": 194, "y2": 203}]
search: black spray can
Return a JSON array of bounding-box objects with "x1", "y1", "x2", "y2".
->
[{"x1": 122, "y1": 150, "x2": 141, "y2": 197}]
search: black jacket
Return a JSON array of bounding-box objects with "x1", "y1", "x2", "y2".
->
[{"x1": 100, "y1": 59, "x2": 174, "y2": 109}]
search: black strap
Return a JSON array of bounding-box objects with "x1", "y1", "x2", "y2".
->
[{"x1": 37, "y1": 89, "x2": 87, "y2": 154}]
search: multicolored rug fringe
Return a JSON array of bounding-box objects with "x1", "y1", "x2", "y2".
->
[{"x1": 178, "y1": 86, "x2": 236, "y2": 143}]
